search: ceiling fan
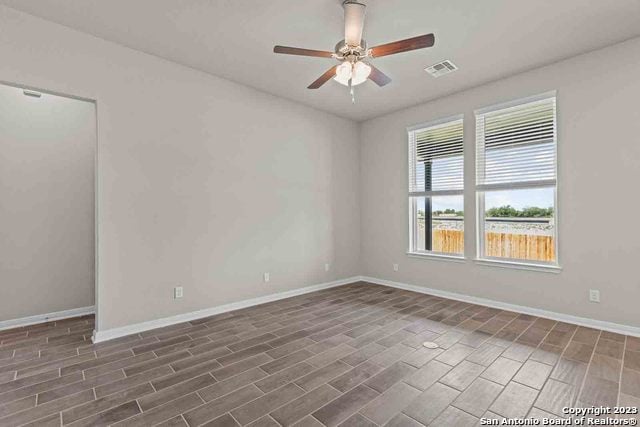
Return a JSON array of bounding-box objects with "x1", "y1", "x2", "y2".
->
[{"x1": 273, "y1": 0, "x2": 435, "y2": 101}]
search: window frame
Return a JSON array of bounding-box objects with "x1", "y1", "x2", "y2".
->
[
  {"x1": 474, "y1": 92, "x2": 560, "y2": 269},
  {"x1": 407, "y1": 114, "x2": 465, "y2": 259}
]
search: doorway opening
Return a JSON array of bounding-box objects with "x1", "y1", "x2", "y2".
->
[{"x1": 0, "y1": 82, "x2": 97, "y2": 332}]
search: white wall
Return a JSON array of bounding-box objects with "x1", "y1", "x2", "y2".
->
[
  {"x1": 0, "y1": 84, "x2": 95, "y2": 321},
  {"x1": 3, "y1": 4, "x2": 639, "y2": 334},
  {"x1": 0, "y1": 6, "x2": 360, "y2": 331},
  {"x1": 360, "y1": 37, "x2": 640, "y2": 328}
]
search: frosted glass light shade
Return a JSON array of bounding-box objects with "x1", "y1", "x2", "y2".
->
[
  {"x1": 334, "y1": 61, "x2": 370, "y2": 86},
  {"x1": 335, "y1": 62, "x2": 352, "y2": 86},
  {"x1": 352, "y1": 61, "x2": 371, "y2": 85}
]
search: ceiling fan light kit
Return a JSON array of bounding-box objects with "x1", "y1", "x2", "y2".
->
[
  {"x1": 335, "y1": 61, "x2": 371, "y2": 86},
  {"x1": 273, "y1": 0, "x2": 435, "y2": 101}
]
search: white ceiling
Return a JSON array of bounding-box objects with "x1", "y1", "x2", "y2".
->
[{"x1": 2, "y1": 0, "x2": 640, "y2": 121}]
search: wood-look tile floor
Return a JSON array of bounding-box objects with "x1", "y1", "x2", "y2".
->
[{"x1": 1, "y1": 282, "x2": 639, "y2": 427}]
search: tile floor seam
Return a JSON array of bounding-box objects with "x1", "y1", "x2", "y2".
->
[
  {"x1": 528, "y1": 324, "x2": 581, "y2": 417},
  {"x1": 531, "y1": 318, "x2": 559, "y2": 362},
  {"x1": 294, "y1": 384, "x2": 355, "y2": 423},
  {"x1": 150, "y1": 395, "x2": 200, "y2": 427},
  {"x1": 400, "y1": 380, "x2": 424, "y2": 393},
  {"x1": 474, "y1": 320, "x2": 551, "y2": 419},
  {"x1": 575, "y1": 329, "x2": 602, "y2": 405},
  {"x1": 480, "y1": 379, "x2": 521, "y2": 420},
  {"x1": 400, "y1": 407, "x2": 431, "y2": 426},
  {"x1": 253, "y1": 382, "x2": 309, "y2": 420},
  {"x1": 227, "y1": 411, "x2": 244, "y2": 427},
  {"x1": 490, "y1": 381, "x2": 539, "y2": 419},
  {"x1": 38, "y1": 388, "x2": 103, "y2": 426},
  {"x1": 310, "y1": 413, "x2": 325, "y2": 426},
  {"x1": 184, "y1": 383, "x2": 265, "y2": 425},
  {"x1": 447, "y1": 400, "x2": 486, "y2": 421},
  {"x1": 357, "y1": 411, "x2": 382, "y2": 426},
  {"x1": 109, "y1": 398, "x2": 146, "y2": 426},
  {"x1": 63, "y1": 380, "x2": 150, "y2": 423},
  {"x1": 552, "y1": 324, "x2": 580, "y2": 378},
  {"x1": 617, "y1": 334, "x2": 628, "y2": 410},
  {"x1": 265, "y1": 414, "x2": 283, "y2": 427}
]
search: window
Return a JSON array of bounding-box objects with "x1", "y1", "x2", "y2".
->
[
  {"x1": 408, "y1": 116, "x2": 464, "y2": 256},
  {"x1": 475, "y1": 94, "x2": 558, "y2": 265}
]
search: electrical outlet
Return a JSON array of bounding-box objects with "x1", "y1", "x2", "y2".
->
[
  {"x1": 589, "y1": 289, "x2": 600, "y2": 303},
  {"x1": 263, "y1": 272, "x2": 270, "y2": 283},
  {"x1": 174, "y1": 286, "x2": 183, "y2": 299},
  {"x1": 324, "y1": 263, "x2": 330, "y2": 272},
  {"x1": 393, "y1": 263, "x2": 399, "y2": 272}
]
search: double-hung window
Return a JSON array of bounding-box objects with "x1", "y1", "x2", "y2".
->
[
  {"x1": 475, "y1": 93, "x2": 558, "y2": 266},
  {"x1": 408, "y1": 116, "x2": 464, "y2": 256}
]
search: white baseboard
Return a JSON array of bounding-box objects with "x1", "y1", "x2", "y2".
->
[
  {"x1": 0, "y1": 306, "x2": 95, "y2": 332},
  {"x1": 92, "y1": 276, "x2": 361, "y2": 343},
  {"x1": 361, "y1": 276, "x2": 640, "y2": 338},
  {"x1": 92, "y1": 273, "x2": 640, "y2": 343}
]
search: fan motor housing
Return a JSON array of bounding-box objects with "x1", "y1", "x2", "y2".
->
[{"x1": 334, "y1": 39, "x2": 368, "y2": 58}]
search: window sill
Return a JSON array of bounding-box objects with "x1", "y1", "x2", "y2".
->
[
  {"x1": 474, "y1": 258, "x2": 562, "y2": 274},
  {"x1": 406, "y1": 251, "x2": 466, "y2": 263}
]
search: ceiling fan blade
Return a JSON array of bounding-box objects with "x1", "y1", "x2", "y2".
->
[
  {"x1": 368, "y1": 64, "x2": 391, "y2": 87},
  {"x1": 308, "y1": 65, "x2": 338, "y2": 89},
  {"x1": 273, "y1": 46, "x2": 333, "y2": 58},
  {"x1": 343, "y1": 1, "x2": 366, "y2": 47},
  {"x1": 370, "y1": 34, "x2": 435, "y2": 58}
]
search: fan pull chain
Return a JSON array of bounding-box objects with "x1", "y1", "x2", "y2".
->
[{"x1": 348, "y1": 78, "x2": 355, "y2": 104}]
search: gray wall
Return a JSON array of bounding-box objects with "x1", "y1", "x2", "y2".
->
[
  {"x1": 0, "y1": 6, "x2": 361, "y2": 331},
  {"x1": 0, "y1": 84, "x2": 95, "y2": 321},
  {"x1": 360, "y1": 37, "x2": 640, "y2": 328}
]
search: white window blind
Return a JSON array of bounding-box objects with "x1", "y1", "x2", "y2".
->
[
  {"x1": 476, "y1": 96, "x2": 556, "y2": 191},
  {"x1": 409, "y1": 118, "x2": 464, "y2": 196}
]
